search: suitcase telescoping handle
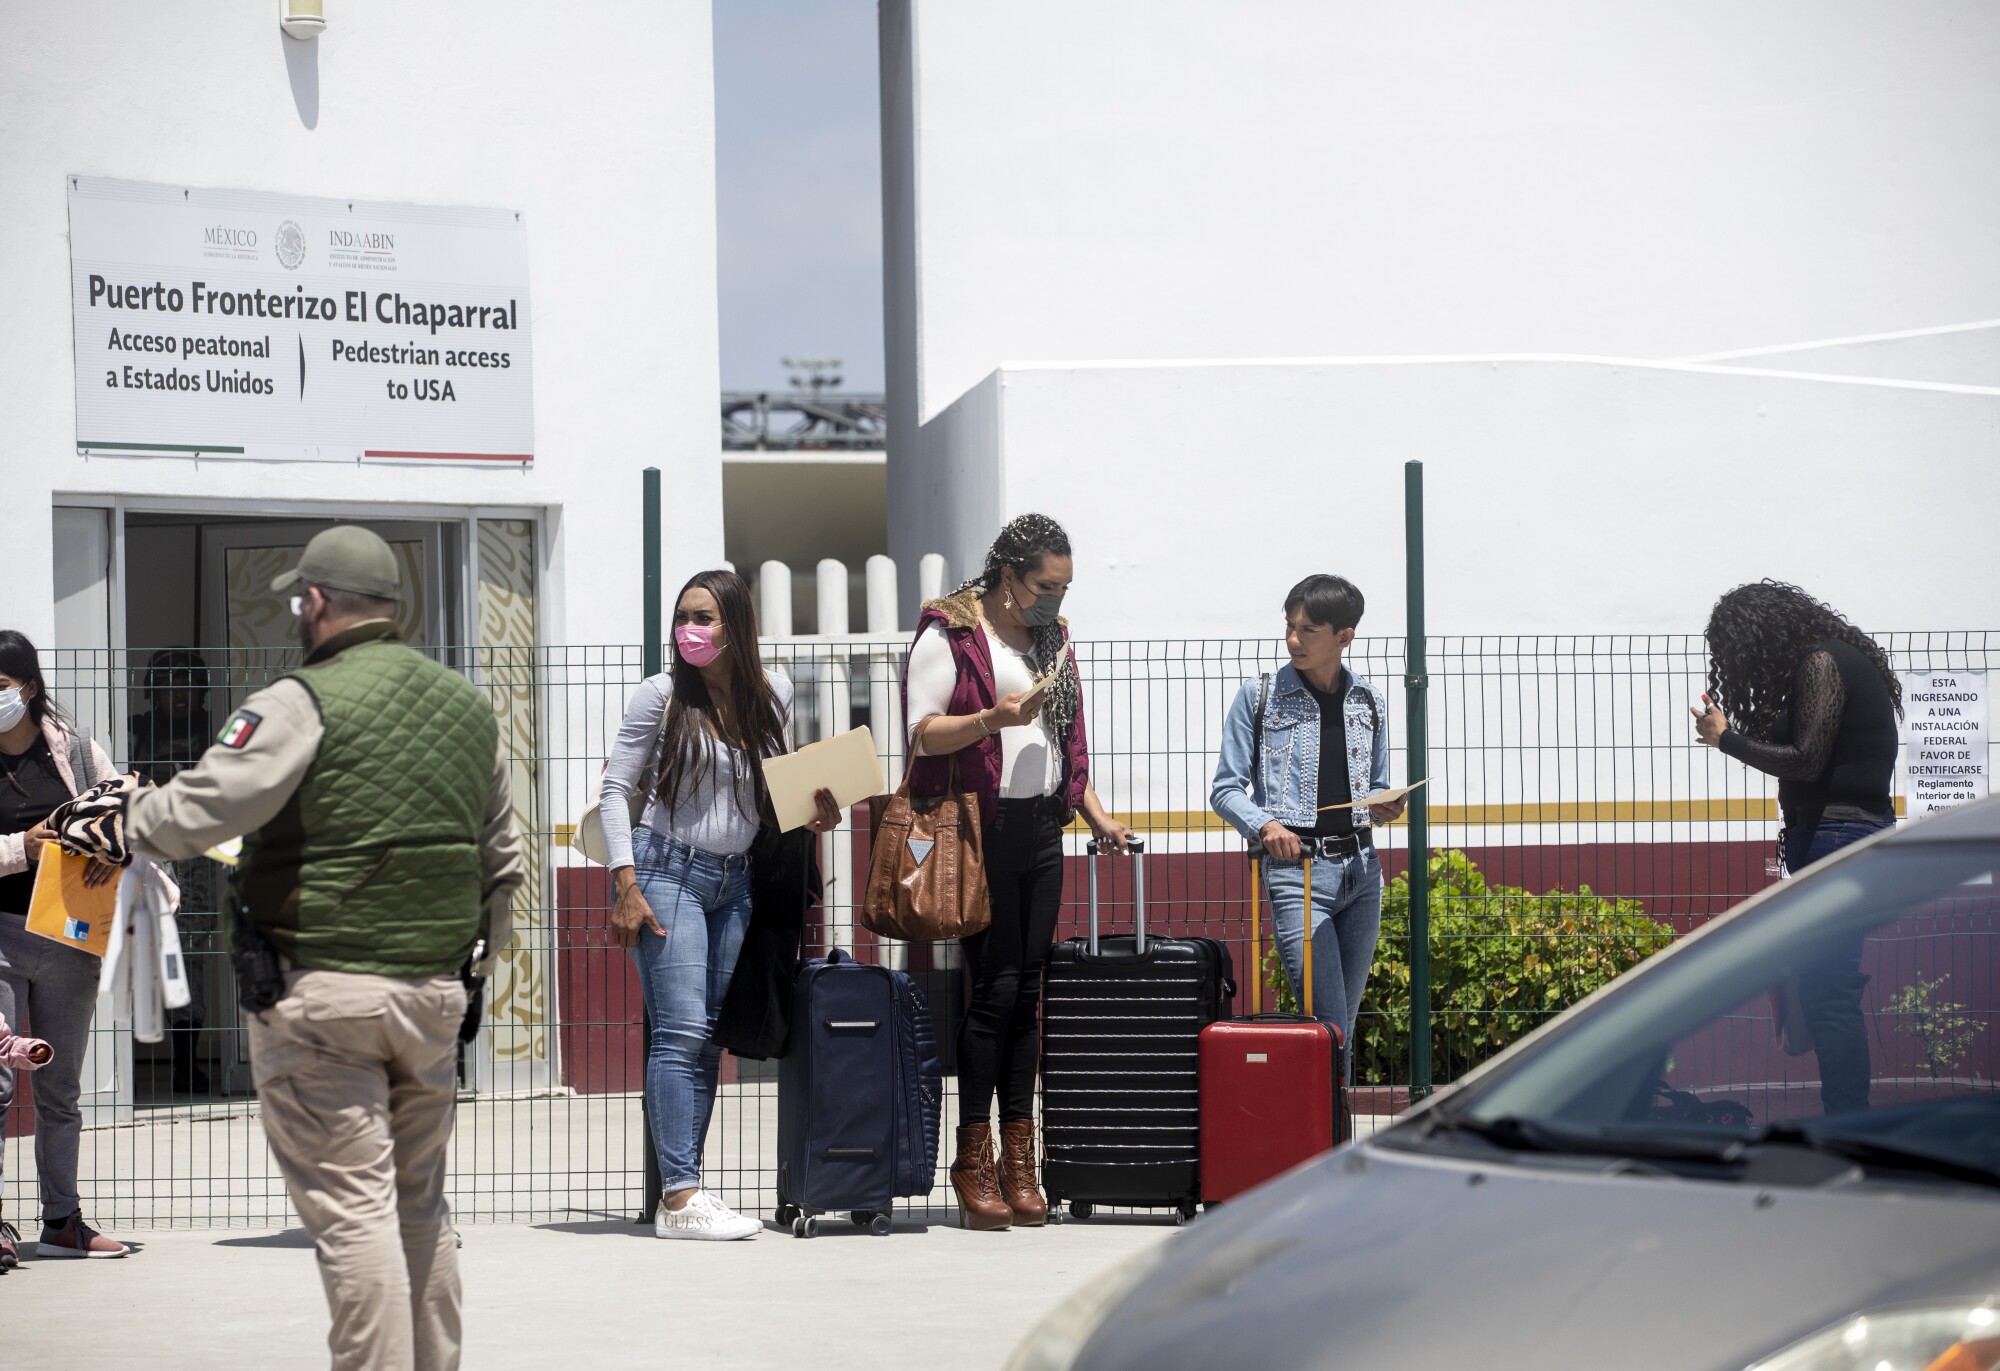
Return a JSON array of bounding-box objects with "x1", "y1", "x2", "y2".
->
[
  {"x1": 1084, "y1": 835, "x2": 1146, "y2": 957},
  {"x1": 1248, "y1": 851, "x2": 1312, "y2": 1019}
]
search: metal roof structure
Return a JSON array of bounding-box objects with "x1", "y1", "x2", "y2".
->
[{"x1": 721, "y1": 391, "x2": 887, "y2": 451}]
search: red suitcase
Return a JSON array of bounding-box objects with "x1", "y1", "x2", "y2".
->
[{"x1": 1198, "y1": 854, "x2": 1343, "y2": 1204}]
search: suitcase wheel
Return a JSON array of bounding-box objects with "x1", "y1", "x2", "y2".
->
[
  {"x1": 775, "y1": 1204, "x2": 799, "y2": 1226},
  {"x1": 1069, "y1": 1202, "x2": 1094, "y2": 1221},
  {"x1": 870, "y1": 1212, "x2": 893, "y2": 1238},
  {"x1": 792, "y1": 1215, "x2": 818, "y2": 1239},
  {"x1": 1174, "y1": 1200, "x2": 1197, "y2": 1226}
]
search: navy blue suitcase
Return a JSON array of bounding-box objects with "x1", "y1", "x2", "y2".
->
[
  {"x1": 776, "y1": 949, "x2": 941, "y2": 1237},
  {"x1": 1040, "y1": 838, "x2": 1235, "y2": 1225}
]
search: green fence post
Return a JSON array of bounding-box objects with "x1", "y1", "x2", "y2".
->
[
  {"x1": 643, "y1": 467, "x2": 663, "y2": 676},
  {"x1": 637, "y1": 466, "x2": 663, "y2": 1223},
  {"x1": 1404, "y1": 459, "x2": 1433, "y2": 1102}
]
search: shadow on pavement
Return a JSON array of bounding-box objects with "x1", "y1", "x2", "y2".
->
[
  {"x1": 533, "y1": 1211, "x2": 947, "y2": 1239},
  {"x1": 532, "y1": 1215, "x2": 657, "y2": 1239},
  {"x1": 214, "y1": 1229, "x2": 314, "y2": 1248}
]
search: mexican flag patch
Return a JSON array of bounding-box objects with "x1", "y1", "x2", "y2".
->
[{"x1": 218, "y1": 710, "x2": 262, "y2": 749}]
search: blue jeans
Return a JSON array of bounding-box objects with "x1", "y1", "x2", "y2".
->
[
  {"x1": 627, "y1": 829, "x2": 754, "y2": 1192},
  {"x1": 1785, "y1": 818, "x2": 1892, "y2": 1115},
  {"x1": 1263, "y1": 849, "x2": 1384, "y2": 1074}
]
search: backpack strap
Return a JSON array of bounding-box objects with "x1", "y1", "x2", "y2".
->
[
  {"x1": 1250, "y1": 672, "x2": 1271, "y2": 805},
  {"x1": 1356, "y1": 680, "x2": 1381, "y2": 823}
]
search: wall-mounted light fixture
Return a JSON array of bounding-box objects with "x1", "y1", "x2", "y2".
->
[{"x1": 280, "y1": 0, "x2": 326, "y2": 40}]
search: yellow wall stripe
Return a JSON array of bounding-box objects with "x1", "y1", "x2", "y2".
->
[{"x1": 554, "y1": 799, "x2": 1907, "y2": 845}]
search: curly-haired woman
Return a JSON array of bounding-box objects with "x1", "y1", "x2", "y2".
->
[
  {"x1": 902, "y1": 514, "x2": 1130, "y2": 1230},
  {"x1": 1693, "y1": 580, "x2": 1901, "y2": 1115}
]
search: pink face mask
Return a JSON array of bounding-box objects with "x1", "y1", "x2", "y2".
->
[{"x1": 675, "y1": 623, "x2": 723, "y2": 667}]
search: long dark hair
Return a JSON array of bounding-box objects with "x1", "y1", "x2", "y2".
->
[
  {"x1": 1704, "y1": 580, "x2": 1902, "y2": 741},
  {"x1": 654, "y1": 570, "x2": 788, "y2": 822},
  {"x1": 953, "y1": 512, "x2": 1081, "y2": 739},
  {"x1": 0, "y1": 630, "x2": 67, "y2": 731}
]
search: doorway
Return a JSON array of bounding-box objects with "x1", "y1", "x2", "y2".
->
[{"x1": 120, "y1": 512, "x2": 468, "y2": 1103}]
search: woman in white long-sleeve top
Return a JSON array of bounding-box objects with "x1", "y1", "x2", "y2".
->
[{"x1": 600, "y1": 571, "x2": 835, "y2": 1241}]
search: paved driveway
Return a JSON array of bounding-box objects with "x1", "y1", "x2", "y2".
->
[{"x1": 4, "y1": 1211, "x2": 1176, "y2": 1370}]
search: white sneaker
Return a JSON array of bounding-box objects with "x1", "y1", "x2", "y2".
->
[{"x1": 653, "y1": 1190, "x2": 760, "y2": 1241}]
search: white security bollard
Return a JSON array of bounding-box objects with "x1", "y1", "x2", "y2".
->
[
  {"x1": 815, "y1": 558, "x2": 850, "y2": 636},
  {"x1": 865, "y1": 554, "x2": 899, "y2": 634},
  {"x1": 759, "y1": 559, "x2": 793, "y2": 638},
  {"x1": 814, "y1": 559, "x2": 855, "y2": 950},
  {"x1": 918, "y1": 552, "x2": 948, "y2": 604},
  {"x1": 865, "y1": 554, "x2": 907, "y2": 969}
]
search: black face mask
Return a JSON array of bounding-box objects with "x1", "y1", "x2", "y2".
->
[{"x1": 1016, "y1": 582, "x2": 1065, "y2": 629}]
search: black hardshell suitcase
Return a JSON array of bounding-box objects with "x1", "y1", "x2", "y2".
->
[
  {"x1": 1040, "y1": 836, "x2": 1235, "y2": 1224},
  {"x1": 775, "y1": 949, "x2": 941, "y2": 1238}
]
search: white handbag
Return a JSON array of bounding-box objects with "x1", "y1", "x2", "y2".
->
[{"x1": 573, "y1": 704, "x2": 670, "y2": 865}]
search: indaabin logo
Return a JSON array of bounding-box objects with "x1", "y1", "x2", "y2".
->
[
  {"x1": 274, "y1": 219, "x2": 307, "y2": 270},
  {"x1": 327, "y1": 227, "x2": 398, "y2": 272}
]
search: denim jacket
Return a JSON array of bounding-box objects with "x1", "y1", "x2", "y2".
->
[{"x1": 1210, "y1": 662, "x2": 1391, "y2": 841}]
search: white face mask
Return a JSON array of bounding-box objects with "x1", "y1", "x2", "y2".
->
[{"x1": 0, "y1": 687, "x2": 26, "y2": 732}]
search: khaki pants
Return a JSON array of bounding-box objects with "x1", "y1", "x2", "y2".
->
[{"x1": 249, "y1": 970, "x2": 468, "y2": 1371}]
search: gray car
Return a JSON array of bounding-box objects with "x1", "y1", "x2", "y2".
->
[{"x1": 1012, "y1": 797, "x2": 2000, "y2": 1371}]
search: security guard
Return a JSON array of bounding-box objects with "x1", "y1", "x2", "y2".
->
[{"x1": 121, "y1": 526, "x2": 524, "y2": 1371}]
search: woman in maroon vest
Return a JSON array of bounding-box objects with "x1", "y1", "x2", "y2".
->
[{"x1": 902, "y1": 514, "x2": 1130, "y2": 1230}]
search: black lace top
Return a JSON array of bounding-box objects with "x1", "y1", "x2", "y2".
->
[{"x1": 1718, "y1": 638, "x2": 1897, "y2": 832}]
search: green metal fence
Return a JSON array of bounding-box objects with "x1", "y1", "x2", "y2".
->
[{"x1": 3, "y1": 629, "x2": 1992, "y2": 1228}]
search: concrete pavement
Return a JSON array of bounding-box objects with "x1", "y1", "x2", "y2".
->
[{"x1": 2, "y1": 1210, "x2": 1178, "y2": 1370}]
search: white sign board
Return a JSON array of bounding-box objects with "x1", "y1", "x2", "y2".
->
[
  {"x1": 1903, "y1": 670, "x2": 1989, "y2": 817},
  {"x1": 67, "y1": 176, "x2": 534, "y2": 465}
]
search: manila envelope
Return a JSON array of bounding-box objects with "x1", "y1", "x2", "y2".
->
[
  {"x1": 763, "y1": 726, "x2": 886, "y2": 832},
  {"x1": 25, "y1": 846, "x2": 118, "y2": 957}
]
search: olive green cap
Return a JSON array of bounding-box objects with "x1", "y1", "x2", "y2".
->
[{"x1": 269, "y1": 525, "x2": 401, "y2": 600}]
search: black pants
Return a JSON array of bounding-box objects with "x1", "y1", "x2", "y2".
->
[
  {"x1": 958, "y1": 796, "x2": 1066, "y2": 1126},
  {"x1": 1785, "y1": 818, "x2": 1889, "y2": 1116}
]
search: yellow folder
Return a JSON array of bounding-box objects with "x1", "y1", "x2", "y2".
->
[{"x1": 24, "y1": 846, "x2": 118, "y2": 958}]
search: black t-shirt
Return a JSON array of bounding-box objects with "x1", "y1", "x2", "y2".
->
[
  {"x1": 1286, "y1": 677, "x2": 1356, "y2": 840},
  {"x1": 1775, "y1": 639, "x2": 1898, "y2": 829},
  {"x1": 0, "y1": 737, "x2": 72, "y2": 915}
]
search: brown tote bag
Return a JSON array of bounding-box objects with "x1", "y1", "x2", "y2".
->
[{"x1": 861, "y1": 718, "x2": 993, "y2": 942}]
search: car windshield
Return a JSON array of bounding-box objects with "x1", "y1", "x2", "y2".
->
[{"x1": 1397, "y1": 838, "x2": 2000, "y2": 1186}]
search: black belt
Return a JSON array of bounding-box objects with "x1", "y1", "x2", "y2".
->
[{"x1": 1260, "y1": 830, "x2": 1373, "y2": 860}]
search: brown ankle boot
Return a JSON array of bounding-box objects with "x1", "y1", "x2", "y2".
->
[
  {"x1": 996, "y1": 1118, "x2": 1048, "y2": 1226},
  {"x1": 950, "y1": 1123, "x2": 1013, "y2": 1231}
]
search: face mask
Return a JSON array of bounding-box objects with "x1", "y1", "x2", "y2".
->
[
  {"x1": 675, "y1": 624, "x2": 724, "y2": 668},
  {"x1": 0, "y1": 688, "x2": 25, "y2": 732},
  {"x1": 1017, "y1": 586, "x2": 1065, "y2": 629}
]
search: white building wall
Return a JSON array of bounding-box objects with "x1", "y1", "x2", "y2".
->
[
  {"x1": 2, "y1": 1, "x2": 723, "y2": 648},
  {"x1": 968, "y1": 359, "x2": 2000, "y2": 639},
  {"x1": 881, "y1": 2, "x2": 2000, "y2": 637},
  {"x1": 885, "y1": 0, "x2": 2000, "y2": 428}
]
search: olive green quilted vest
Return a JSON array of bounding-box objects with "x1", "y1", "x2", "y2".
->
[{"x1": 234, "y1": 625, "x2": 496, "y2": 976}]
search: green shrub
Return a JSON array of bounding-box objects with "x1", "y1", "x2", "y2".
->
[
  {"x1": 1889, "y1": 973, "x2": 1986, "y2": 1079},
  {"x1": 1263, "y1": 849, "x2": 1673, "y2": 1085}
]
